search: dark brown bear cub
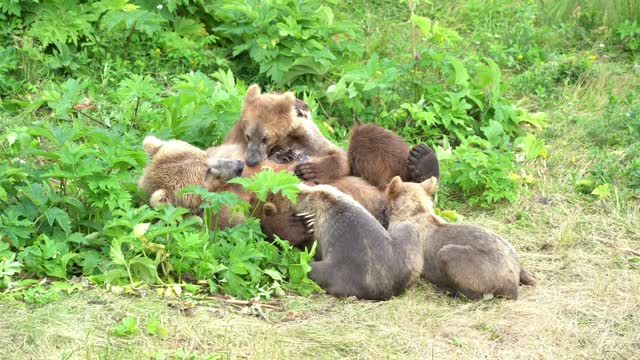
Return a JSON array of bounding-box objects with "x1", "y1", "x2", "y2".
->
[
  {"x1": 385, "y1": 176, "x2": 535, "y2": 300},
  {"x1": 293, "y1": 183, "x2": 423, "y2": 300},
  {"x1": 348, "y1": 124, "x2": 440, "y2": 189}
]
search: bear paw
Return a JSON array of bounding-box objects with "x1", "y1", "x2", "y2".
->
[
  {"x1": 408, "y1": 144, "x2": 440, "y2": 182},
  {"x1": 294, "y1": 162, "x2": 321, "y2": 184}
]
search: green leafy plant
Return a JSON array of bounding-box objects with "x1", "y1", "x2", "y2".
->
[
  {"x1": 212, "y1": 0, "x2": 361, "y2": 86},
  {"x1": 111, "y1": 316, "x2": 141, "y2": 337},
  {"x1": 146, "y1": 317, "x2": 169, "y2": 339},
  {"x1": 440, "y1": 137, "x2": 519, "y2": 206}
]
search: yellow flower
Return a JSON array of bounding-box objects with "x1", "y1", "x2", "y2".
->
[
  {"x1": 508, "y1": 172, "x2": 521, "y2": 181},
  {"x1": 540, "y1": 60, "x2": 545, "y2": 65},
  {"x1": 590, "y1": 55, "x2": 597, "y2": 61},
  {"x1": 517, "y1": 54, "x2": 524, "y2": 61},
  {"x1": 323, "y1": 121, "x2": 335, "y2": 134},
  {"x1": 439, "y1": 35, "x2": 445, "y2": 42}
]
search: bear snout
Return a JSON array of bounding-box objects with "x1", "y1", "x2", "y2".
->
[
  {"x1": 235, "y1": 160, "x2": 244, "y2": 176},
  {"x1": 246, "y1": 155, "x2": 261, "y2": 167}
]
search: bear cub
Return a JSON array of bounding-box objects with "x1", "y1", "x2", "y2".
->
[
  {"x1": 138, "y1": 136, "x2": 245, "y2": 212},
  {"x1": 293, "y1": 183, "x2": 423, "y2": 300},
  {"x1": 385, "y1": 176, "x2": 535, "y2": 300},
  {"x1": 348, "y1": 124, "x2": 440, "y2": 189}
]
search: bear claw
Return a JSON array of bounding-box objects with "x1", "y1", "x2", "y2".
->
[{"x1": 271, "y1": 148, "x2": 297, "y2": 163}]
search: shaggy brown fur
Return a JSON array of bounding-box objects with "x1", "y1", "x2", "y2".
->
[
  {"x1": 328, "y1": 176, "x2": 385, "y2": 226},
  {"x1": 224, "y1": 84, "x2": 347, "y2": 165},
  {"x1": 138, "y1": 136, "x2": 248, "y2": 228},
  {"x1": 348, "y1": 124, "x2": 440, "y2": 189},
  {"x1": 223, "y1": 84, "x2": 350, "y2": 183},
  {"x1": 385, "y1": 176, "x2": 535, "y2": 300},
  {"x1": 348, "y1": 124, "x2": 410, "y2": 188},
  {"x1": 293, "y1": 184, "x2": 423, "y2": 300}
]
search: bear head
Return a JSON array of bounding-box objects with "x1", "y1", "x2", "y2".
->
[
  {"x1": 138, "y1": 136, "x2": 244, "y2": 213},
  {"x1": 236, "y1": 84, "x2": 305, "y2": 167},
  {"x1": 385, "y1": 176, "x2": 438, "y2": 221}
]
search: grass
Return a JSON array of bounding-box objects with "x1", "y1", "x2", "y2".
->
[{"x1": 3, "y1": 1, "x2": 640, "y2": 359}]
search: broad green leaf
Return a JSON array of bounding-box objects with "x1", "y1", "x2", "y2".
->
[
  {"x1": 110, "y1": 239, "x2": 126, "y2": 265},
  {"x1": 44, "y1": 207, "x2": 72, "y2": 234},
  {"x1": 447, "y1": 56, "x2": 469, "y2": 87}
]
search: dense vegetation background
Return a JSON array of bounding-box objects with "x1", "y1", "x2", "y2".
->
[{"x1": 1, "y1": 0, "x2": 639, "y2": 358}]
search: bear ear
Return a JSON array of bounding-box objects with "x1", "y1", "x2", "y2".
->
[
  {"x1": 244, "y1": 84, "x2": 261, "y2": 103},
  {"x1": 274, "y1": 92, "x2": 295, "y2": 115},
  {"x1": 143, "y1": 135, "x2": 164, "y2": 156},
  {"x1": 294, "y1": 98, "x2": 310, "y2": 119},
  {"x1": 263, "y1": 202, "x2": 277, "y2": 216},
  {"x1": 387, "y1": 176, "x2": 404, "y2": 197},
  {"x1": 421, "y1": 176, "x2": 438, "y2": 195},
  {"x1": 149, "y1": 189, "x2": 169, "y2": 207}
]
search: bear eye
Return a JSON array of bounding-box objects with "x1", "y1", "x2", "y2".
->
[
  {"x1": 245, "y1": 134, "x2": 251, "y2": 141},
  {"x1": 261, "y1": 137, "x2": 267, "y2": 144}
]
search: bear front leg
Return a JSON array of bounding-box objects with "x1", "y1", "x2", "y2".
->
[{"x1": 294, "y1": 151, "x2": 349, "y2": 184}]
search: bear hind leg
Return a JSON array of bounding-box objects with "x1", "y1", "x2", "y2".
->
[
  {"x1": 408, "y1": 144, "x2": 440, "y2": 182},
  {"x1": 436, "y1": 244, "x2": 519, "y2": 300}
]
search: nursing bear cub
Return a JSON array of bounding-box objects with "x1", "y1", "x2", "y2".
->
[
  {"x1": 385, "y1": 176, "x2": 536, "y2": 300},
  {"x1": 294, "y1": 184, "x2": 423, "y2": 300},
  {"x1": 138, "y1": 136, "x2": 249, "y2": 227}
]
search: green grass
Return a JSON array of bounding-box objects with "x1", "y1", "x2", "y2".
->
[{"x1": 2, "y1": 0, "x2": 640, "y2": 358}]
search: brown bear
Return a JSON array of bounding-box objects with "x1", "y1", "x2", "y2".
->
[
  {"x1": 252, "y1": 148, "x2": 386, "y2": 245},
  {"x1": 138, "y1": 136, "x2": 249, "y2": 228},
  {"x1": 223, "y1": 84, "x2": 350, "y2": 184},
  {"x1": 255, "y1": 175, "x2": 386, "y2": 248},
  {"x1": 292, "y1": 183, "x2": 423, "y2": 300},
  {"x1": 220, "y1": 85, "x2": 439, "y2": 187},
  {"x1": 347, "y1": 124, "x2": 440, "y2": 189},
  {"x1": 385, "y1": 176, "x2": 536, "y2": 300}
]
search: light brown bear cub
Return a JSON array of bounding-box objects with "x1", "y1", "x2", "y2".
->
[
  {"x1": 385, "y1": 176, "x2": 535, "y2": 300},
  {"x1": 224, "y1": 84, "x2": 349, "y2": 183},
  {"x1": 138, "y1": 136, "x2": 248, "y2": 227}
]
